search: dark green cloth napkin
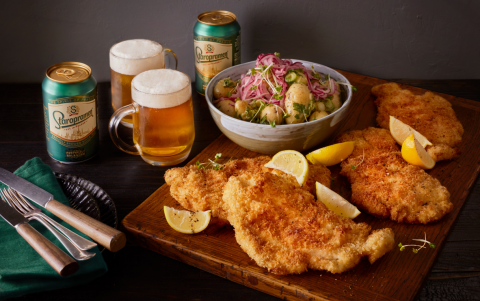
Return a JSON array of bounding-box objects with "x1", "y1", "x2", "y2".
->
[{"x1": 0, "y1": 158, "x2": 108, "y2": 300}]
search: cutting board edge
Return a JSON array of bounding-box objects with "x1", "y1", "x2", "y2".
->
[
  {"x1": 122, "y1": 222, "x2": 398, "y2": 301},
  {"x1": 336, "y1": 69, "x2": 480, "y2": 109}
]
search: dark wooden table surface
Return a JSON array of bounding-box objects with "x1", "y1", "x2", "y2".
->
[{"x1": 1, "y1": 79, "x2": 479, "y2": 301}]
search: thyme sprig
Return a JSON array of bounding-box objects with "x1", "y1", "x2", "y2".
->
[{"x1": 398, "y1": 232, "x2": 436, "y2": 254}]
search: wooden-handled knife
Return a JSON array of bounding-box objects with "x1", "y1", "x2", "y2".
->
[
  {"x1": 0, "y1": 168, "x2": 126, "y2": 252},
  {"x1": 0, "y1": 199, "x2": 79, "y2": 276}
]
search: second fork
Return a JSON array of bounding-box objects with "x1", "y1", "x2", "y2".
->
[{"x1": 1, "y1": 189, "x2": 95, "y2": 261}]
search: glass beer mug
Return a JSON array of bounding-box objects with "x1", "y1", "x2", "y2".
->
[
  {"x1": 109, "y1": 39, "x2": 177, "y2": 127},
  {"x1": 109, "y1": 69, "x2": 195, "y2": 166}
]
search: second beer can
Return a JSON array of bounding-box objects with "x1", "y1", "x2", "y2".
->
[
  {"x1": 42, "y1": 62, "x2": 99, "y2": 163},
  {"x1": 194, "y1": 10, "x2": 241, "y2": 95}
]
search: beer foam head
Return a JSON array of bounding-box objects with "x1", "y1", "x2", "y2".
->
[
  {"x1": 110, "y1": 39, "x2": 164, "y2": 75},
  {"x1": 132, "y1": 69, "x2": 191, "y2": 109}
]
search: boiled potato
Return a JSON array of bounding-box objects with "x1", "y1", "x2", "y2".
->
[
  {"x1": 213, "y1": 78, "x2": 236, "y2": 99},
  {"x1": 295, "y1": 73, "x2": 308, "y2": 85},
  {"x1": 284, "y1": 84, "x2": 314, "y2": 124},
  {"x1": 254, "y1": 99, "x2": 265, "y2": 108},
  {"x1": 260, "y1": 105, "x2": 284, "y2": 125},
  {"x1": 315, "y1": 101, "x2": 326, "y2": 112},
  {"x1": 216, "y1": 100, "x2": 235, "y2": 117},
  {"x1": 309, "y1": 111, "x2": 329, "y2": 121},
  {"x1": 331, "y1": 93, "x2": 342, "y2": 111},
  {"x1": 235, "y1": 100, "x2": 249, "y2": 117}
]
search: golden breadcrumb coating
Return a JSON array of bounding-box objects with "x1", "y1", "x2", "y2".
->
[
  {"x1": 164, "y1": 156, "x2": 331, "y2": 224},
  {"x1": 372, "y1": 82, "x2": 464, "y2": 161},
  {"x1": 223, "y1": 172, "x2": 395, "y2": 275},
  {"x1": 337, "y1": 127, "x2": 453, "y2": 224}
]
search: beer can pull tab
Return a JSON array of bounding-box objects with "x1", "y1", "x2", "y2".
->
[
  {"x1": 56, "y1": 68, "x2": 76, "y2": 77},
  {"x1": 211, "y1": 14, "x2": 224, "y2": 22}
]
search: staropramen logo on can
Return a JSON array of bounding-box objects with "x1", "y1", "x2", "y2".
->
[
  {"x1": 48, "y1": 100, "x2": 96, "y2": 141},
  {"x1": 194, "y1": 38, "x2": 233, "y2": 80},
  {"x1": 195, "y1": 44, "x2": 230, "y2": 65}
]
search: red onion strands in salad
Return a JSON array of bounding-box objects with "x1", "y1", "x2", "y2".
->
[{"x1": 215, "y1": 53, "x2": 340, "y2": 109}]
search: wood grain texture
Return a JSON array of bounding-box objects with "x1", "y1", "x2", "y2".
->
[
  {"x1": 46, "y1": 199, "x2": 126, "y2": 252},
  {"x1": 16, "y1": 223, "x2": 79, "y2": 277},
  {"x1": 123, "y1": 73, "x2": 480, "y2": 301}
]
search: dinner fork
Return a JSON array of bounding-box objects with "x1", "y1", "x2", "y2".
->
[
  {"x1": 1, "y1": 189, "x2": 95, "y2": 261},
  {"x1": 3, "y1": 188, "x2": 97, "y2": 250}
]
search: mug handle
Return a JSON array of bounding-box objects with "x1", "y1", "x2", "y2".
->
[
  {"x1": 164, "y1": 48, "x2": 178, "y2": 70},
  {"x1": 108, "y1": 104, "x2": 139, "y2": 155}
]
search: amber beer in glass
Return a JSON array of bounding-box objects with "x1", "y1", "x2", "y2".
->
[
  {"x1": 109, "y1": 39, "x2": 177, "y2": 127},
  {"x1": 109, "y1": 69, "x2": 194, "y2": 166}
]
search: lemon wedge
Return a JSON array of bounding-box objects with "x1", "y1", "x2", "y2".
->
[
  {"x1": 164, "y1": 206, "x2": 211, "y2": 234},
  {"x1": 315, "y1": 182, "x2": 361, "y2": 218},
  {"x1": 306, "y1": 141, "x2": 355, "y2": 166},
  {"x1": 389, "y1": 116, "x2": 432, "y2": 148},
  {"x1": 306, "y1": 153, "x2": 318, "y2": 164},
  {"x1": 401, "y1": 134, "x2": 436, "y2": 169},
  {"x1": 264, "y1": 150, "x2": 309, "y2": 186}
]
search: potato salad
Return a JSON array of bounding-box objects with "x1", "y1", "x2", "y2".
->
[{"x1": 213, "y1": 53, "x2": 353, "y2": 127}]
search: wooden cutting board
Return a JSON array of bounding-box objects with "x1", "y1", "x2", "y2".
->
[{"x1": 122, "y1": 71, "x2": 480, "y2": 301}]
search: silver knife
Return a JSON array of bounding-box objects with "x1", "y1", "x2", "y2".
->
[
  {"x1": 0, "y1": 200, "x2": 79, "y2": 277},
  {"x1": 0, "y1": 168, "x2": 126, "y2": 252}
]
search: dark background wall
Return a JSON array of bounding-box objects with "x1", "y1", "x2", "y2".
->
[{"x1": 1, "y1": 0, "x2": 479, "y2": 83}]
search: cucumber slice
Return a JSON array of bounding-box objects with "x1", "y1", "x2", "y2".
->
[{"x1": 285, "y1": 72, "x2": 297, "y2": 83}]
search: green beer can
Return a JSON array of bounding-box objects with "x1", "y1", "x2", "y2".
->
[
  {"x1": 42, "y1": 62, "x2": 99, "y2": 163},
  {"x1": 194, "y1": 10, "x2": 241, "y2": 95}
]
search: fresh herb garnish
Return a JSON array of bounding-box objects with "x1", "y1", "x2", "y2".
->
[
  {"x1": 350, "y1": 149, "x2": 364, "y2": 170},
  {"x1": 269, "y1": 120, "x2": 276, "y2": 128},
  {"x1": 275, "y1": 86, "x2": 282, "y2": 92},
  {"x1": 196, "y1": 153, "x2": 231, "y2": 171},
  {"x1": 293, "y1": 102, "x2": 315, "y2": 121},
  {"x1": 337, "y1": 82, "x2": 358, "y2": 93},
  {"x1": 196, "y1": 161, "x2": 205, "y2": 170},
  {"x1": 222, "y1": 78, "x2": 235, "y2": 88},
  {"x1": 250, "y1": 85, "x2": 258, "y2": 91},
  {"x1": 227, "y1": 91, "x2": 232, "y2": 97},
  {"x1": 244, "y1": 105, "x2": 254, "y2": 120},
  {"x1": 249, "y1": 101, "x2": 266, "y2": 123},
  {"x1": 398, "y1": 232, "x2": 436, "y2": 253},
  {"x1": 250, "y1": 68, "x2": 256, "y2": 75},
  {"x1": 272, "y1": 94, "x2": 283, "y2": 100},
  {"x1": 274, "y1": 52, "x2": 280, "y2": 57}
]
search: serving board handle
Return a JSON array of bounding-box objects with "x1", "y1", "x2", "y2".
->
[{"x1": 46, "y1": 199, "x2": 126, "y2": 252}]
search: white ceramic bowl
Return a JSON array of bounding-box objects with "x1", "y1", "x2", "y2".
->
[{"x1": 205, "y1": 60, "x2": 352, "y2": 155}]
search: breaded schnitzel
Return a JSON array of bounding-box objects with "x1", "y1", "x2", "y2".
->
[
  {"x1": 372, "y1": 82, "x2": 464, "y2": 161},
  {"x1": 337, "y1": 127, "x2": 453, "y2": 224},
  {"x1": 164, "y1": 156, "x2": 331, "y2": 224},
  {"x1": 223, "y1": 172, "x2": 395, "y2": 275}
]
